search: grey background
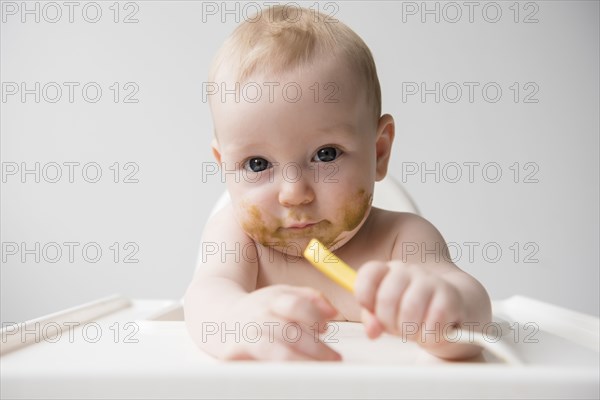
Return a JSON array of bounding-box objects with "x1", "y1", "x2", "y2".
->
[{"x1": 1, "y1": 0, "x2": 598, "y2": 324}]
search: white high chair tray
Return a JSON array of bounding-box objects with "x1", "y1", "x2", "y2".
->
[{"x1": 1, "y1": 295, "x2": 598, "y2": 399}]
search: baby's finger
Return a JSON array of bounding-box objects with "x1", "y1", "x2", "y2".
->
[
  {"x1": 269, "y1": 292, "x2": 337, "y2": 330},
  {"x1": 361, "y1": 308, "x2": 385, "y2": 339},
  {"x1": 290, "y1": 287, "x2": 339, "y2": 318},
  {"x1": 423, "y1": 286, "x2": 464, "y2": 333},
  {"x1": 227, "y1": 324, "x2": 341, "y2": 362},
  {"x1": 398, "y1": 280, "x2": 435, "y2": 340},
  {"x1": 355, "y1": 261, "x2": 389, "y2": 312},
  {"x1": 374, "y1": 269, "x2": 411, "y2": 334},
  {"x1": 224, "y1": 339, "x2": 316, "y2": 362},
  {"x1": 285, "y1": 326, "x2": 342, "y2": 361}
]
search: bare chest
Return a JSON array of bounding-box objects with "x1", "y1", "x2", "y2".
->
[{"x1": 254, "y1": 238, "x2": 394, "y2": 322}]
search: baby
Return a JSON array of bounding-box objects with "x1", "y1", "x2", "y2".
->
[{"x1": 185, "y1": 5, "x2": 491, "y2": 361}]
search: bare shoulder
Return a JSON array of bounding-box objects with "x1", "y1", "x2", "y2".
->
[
  {"x1": 193, "y1": 202, "x2": 259, "y2": 292},
  {"x1": 368, "y1": 207, "x2": 442, "y2": 239},
  {"x1": 367, "y1": 208, "x2": 448, "y2": 259},
  {"x1": 366, "y1": 209, "x2": 454, "y2": 270}
]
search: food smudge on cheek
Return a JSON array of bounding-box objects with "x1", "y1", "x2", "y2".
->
[
  {"x1": 240, "y1": 204, "x2": 280, "y2": 247},
  {"x1": 341, "y1": 189, "x2": 372, "y2": 232},
  {"x1": 325, "y1": 188, "x2": 372, "y2": 249}
]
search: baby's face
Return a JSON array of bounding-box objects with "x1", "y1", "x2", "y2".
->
[{"x1": 211, "y1": 57, "x2": 381, "y2": 256}]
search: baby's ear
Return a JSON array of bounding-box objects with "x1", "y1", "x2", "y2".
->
[
  {"x1": 211, "y1": 138, "x2": 222, "y2": 163},
  {"x1": 375, "y1": 114, "x2": 395, "y2": 181}
]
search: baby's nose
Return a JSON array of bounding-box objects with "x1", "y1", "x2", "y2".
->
[{"x1": 278, "y1": 175, "x2": 315, "y2": 207}]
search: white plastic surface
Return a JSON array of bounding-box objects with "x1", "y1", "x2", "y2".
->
[{"x1": 1, "y1": 296, "x2": 598, "y2": 399}]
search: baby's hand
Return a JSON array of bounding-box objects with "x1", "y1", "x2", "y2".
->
[
  {"x1": 221, "y1": 285, "x2": 342, "y2": 361},
  {"x1": 354, "y1": 261, "x2": 466, "y2": 345}
]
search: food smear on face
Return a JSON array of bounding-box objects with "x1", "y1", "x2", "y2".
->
[{"x1": 239, "y1": 189, "x2": 372, "y2": 252}]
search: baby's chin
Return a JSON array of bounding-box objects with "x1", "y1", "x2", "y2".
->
[
  {"x1": 249, "y1": 232, "x2": 330, "y2": 258},
  {"x1": 254, "y1": 236, "x2": 343, "y2": 258},
  {"x1": 256, "y1": 230, "x2": 357, "y2": 258}
]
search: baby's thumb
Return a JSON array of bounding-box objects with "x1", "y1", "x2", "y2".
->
[
  {"x1": 361, "y1": 308, "x2": 384, "y2": 339},
  {"x1": 312, "y1": 294, "x2": 338, "y2": 318}
]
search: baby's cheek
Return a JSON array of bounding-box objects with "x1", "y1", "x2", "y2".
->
[
  {"x1": 338, "y1": 189, "x2": 372, "y2": 232},
  {"x1": 237, "y1": 204, "x2": 271, "y2": 245}
]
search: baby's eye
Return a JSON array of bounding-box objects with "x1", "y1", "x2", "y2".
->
[
  {"x1": 244, "y1": 157, "x2": 271, "y2": 172},
  {"x1": 313, "y1": 147, "x2": 340, "y2": 162}
]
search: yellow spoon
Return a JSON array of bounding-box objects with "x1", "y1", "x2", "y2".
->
[{"x1": 303, "y1": 238, "x2": 356, "y2": 293}]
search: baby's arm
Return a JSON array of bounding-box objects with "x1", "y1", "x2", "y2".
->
[
  {"x1": 184, "y1": 204, "x2": 341, "y2": 361},
  {"x1": 355, "y1": 212, "x2": 492, "y2": 360}
]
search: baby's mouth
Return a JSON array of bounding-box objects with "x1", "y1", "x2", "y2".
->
[
  {"x1": 281, "y1": 222, "x2": 318, "y2": 230},
  {"x1": 277, "y1": 220, "x2": 329, "y2": 234},
  {"x1": 269, "y1": 220, "x2": 337, "y2": 250}
]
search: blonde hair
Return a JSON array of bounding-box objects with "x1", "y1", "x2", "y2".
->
[{"x1": 209, "y1": 5, "x2": 382, "y2": 121}]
